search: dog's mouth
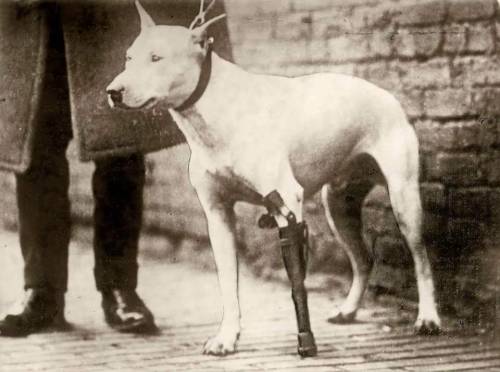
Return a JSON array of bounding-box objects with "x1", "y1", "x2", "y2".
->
[{"x1": 111, "y1": 97, "x2": 157, "y2": 111}]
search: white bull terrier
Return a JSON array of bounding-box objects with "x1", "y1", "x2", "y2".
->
[{"x1": 107, "y1": 0, "x2": 442, "y2": 357}]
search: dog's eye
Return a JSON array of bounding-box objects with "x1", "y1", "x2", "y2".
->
[{"x1": 151, "y1": 54, "x2": 162, "y2": 62}]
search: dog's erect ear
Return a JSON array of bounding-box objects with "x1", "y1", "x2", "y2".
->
[
  {"x1": 191, "y1": 14, "x2": 226, "y2": 46},
  {"x1": 135, "y1": 1, "x2": 155, "y2": 30}
]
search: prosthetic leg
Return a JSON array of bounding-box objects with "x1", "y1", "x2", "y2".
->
[{"x1": 260, "y1": 191, "x2": 317, "y2": 357}]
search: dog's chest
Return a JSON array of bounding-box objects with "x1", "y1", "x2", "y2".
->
[
  {"x1": 196, "y1": 141, "x2": 268, "y2": 201},
  {"x1": 172, "y1": 109, "x2": 271, "y2": 202},
  {"x1": 210, "y1": 163, "x2": 264, "y2": 203}
]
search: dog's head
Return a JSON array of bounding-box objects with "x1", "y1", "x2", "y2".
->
[{"x1": 106, "y1": 1, "x2": 225, "y2": 110}]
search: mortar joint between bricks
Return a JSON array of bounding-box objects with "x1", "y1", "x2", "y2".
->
[
  {"x1": 436, "y1": 23, "x2": 446, "y2": 58},
  {"x1": 388, "y1": 20, "x2": 400, "y2": 57},
  {"x1": 446, "y1": 52, "x2": 495, "y2": 62},
  {"x1": 448, "y1": 54, "x2": 466, "y2": 86},
  {"x1": 442, "y1": 0, "x2": 451, "y2": 25},
  {"x1": 395, "y1": 47, "x2": 440, "y2": 64},
  {"x1": 323, "y1": 54, "x2": 394, "y2": 66},
  {"x1": 270, "y1": 12, "x2": 277, "y2": 40},
  {"x1": 490, "y1": 17, "x2": 498, "y2": 54}
]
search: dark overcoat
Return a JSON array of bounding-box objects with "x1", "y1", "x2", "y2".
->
[{"x1": 0, "y1": 0, "x2": 232, "y2": 173}]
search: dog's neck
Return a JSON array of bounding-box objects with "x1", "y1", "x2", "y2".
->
[
  {"x1": 175, "y1": 44, "x2": 214, "y2": 112},
  {"x1": 169, "y1": 53, "x2": 248, "y2": 151}
]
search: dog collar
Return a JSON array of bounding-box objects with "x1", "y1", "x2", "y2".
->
[{"x1": 176, "y1": 43, "x2": 213, "y2": 111}]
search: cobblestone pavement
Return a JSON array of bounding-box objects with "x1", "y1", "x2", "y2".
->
[{"x1": 1, "y1": 229, "x2": 499, "y2": 371}]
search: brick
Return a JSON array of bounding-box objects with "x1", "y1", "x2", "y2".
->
[
  {"x1": 351, "y1": 3, "x2": 399, "y2": 30},
  {"x1": 447, "y1": 0, "x2": 497, "y2": 22},
  {"x1": 466, "y1": 22, "x2": 495, "y2": 53},
  {"x1": 417, "y1": 120, "x2": 483, "y2": 151},
  {"x1": 278, "y1": 62, "x2": 355, "y2": 77},
  {"x1": 486, "y1": 151, "x2": 500, "y2": 185},
  {"x1": 234, "y1": 38, "x2": 310, "y2": 70},
  {"x1": 368, "y1": 29, "x2": 393, "y2": 58},
  {"x1": 442, "y1": 23, "x2": 468, "y2": 54},
  {"x1": 448, "y1": 121, "x2": 483, "y2": 149},
  {"x1": 233, "y1": 0, "x2": 293, "y2": 16},
  {"x1": 420, "y1": 182, "x2": 447, "y2": 212},
  {"x1": 306, "y1": 38, "x2": 330, "y2": 61},
  {"x1": 311, "y1": 8, "x2": 354, "y2": 39},
  {"x1": 477, "y1": 113, "x2": 499, "y2": 148},
  {"x1": 423, "y1": 89, "x2": 472, "y2": 118},
  {"x1": 396, "y1": 0, "x2": 446, "y2": 26},
  {"x1": 277, "y1": 61, "x2": 351, "y2": 76},
  {"x1": 229, "y1": 16, "x2": 274, "y2": 44},
  {"x1": 327, "y1": 34, "x2": 370, "y2": 62},
  {"x1": 491, "y1": 188, "x2": 500, "y2": 220},
  {"x1": 291, "y1": 0, "x2": 333, "y2": 12},
  {"x1": 415, "y1": 120, "x2": 454, "y2": 151},
  {"x1": 471, "y1": 55, "x2": 500, "y2": 84},
  {"x1": 497, "y1": 21, "x2": 500, "y2": 50},
  {"x1": 360, "y1": 61, "x2": 401, "y2": 91},
  {"x1": 496, "y1": 119, "x2": 500, "y2": 147},
  {"x1": 392, "y1": 89, "x2": 424, "y2": 119},
  {"x1": 399, "y1": 58, "x2": 450, "y2": 89},
  {"x1": 473, "y1": 88, "x2": 500, "y2": 117},
  {"x1": 452, "y1": 55, "x2": 500, "y2": 87},
  {"x1": 363, "y1": 205, "x2": 400, "y2": 236},
  {"x1": 274, "y1": 11, "x2": 312, "y2": 41},
  {"x1": 422, "y1": 211, "x2": 447, "y2": 242},
  {"x1": 426, "y1": 152, "x2": 484, "y2": 185},
  {"x1": 447, "y1": 217, "x2": 485, "y2": 245},
  {"x1": 393, "y1": 26, "x2": 442, "y2": 58},
  {"x1": 448, "y1": 187, "x2": 491, "y2": 218}
]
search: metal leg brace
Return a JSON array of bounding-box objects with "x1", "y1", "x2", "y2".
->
[{"x1": 261, "y1": 191, "x2": 317, "y2": 357}]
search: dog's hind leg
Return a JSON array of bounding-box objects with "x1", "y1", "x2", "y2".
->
[
  {"x1": 322, "y1": 176, "x2": 374, "y2": 323},
  {"x1": 385, "y1": 172, "x2": 441, "y2": 334},
  {"x1": 371, "y1": 127, "x2": 441, "y2": 335}
]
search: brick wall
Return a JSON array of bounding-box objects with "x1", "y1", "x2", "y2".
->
[{"x1": 0, "y1": 0, "x2": 499, "y2": 322}]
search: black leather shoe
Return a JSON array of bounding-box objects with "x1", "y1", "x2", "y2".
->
[
  {"x1": 101, "y1": 289, "x2": 157, "y2": 333},
  {"x1": 0, "y1": 288, "x2": 66, "y2": 337}
]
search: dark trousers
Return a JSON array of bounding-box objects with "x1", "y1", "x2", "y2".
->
[{"x1": 16, "y1": 4, "x2": 145, "y2": 292}]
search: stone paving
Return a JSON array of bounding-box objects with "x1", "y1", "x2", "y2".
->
[{"x1": 0, "y1": 228, "x2": 499, "y2": 371}]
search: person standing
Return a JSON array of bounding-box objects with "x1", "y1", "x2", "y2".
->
[{"x1": 0, "y1": 0, "x2": 232, "y2": 336}]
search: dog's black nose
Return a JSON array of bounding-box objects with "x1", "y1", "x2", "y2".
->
[{"x1": 107, "y1": 88, "x2": 124, "y2": 104}]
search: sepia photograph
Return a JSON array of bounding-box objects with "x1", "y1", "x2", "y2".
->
[{"x1": 0, "y1": 0, "x2": 499, "y2": 370}]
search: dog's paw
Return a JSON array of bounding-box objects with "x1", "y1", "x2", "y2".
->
[
  {"x1": 414, "y1": 317, "x2": 442, "y2": 336},
  {"x1": 327, "y1": 308, "x2": 357, "y2": 324},
  {"x1": 203, "y1": 330, "x2": 240, "y2": 356}
]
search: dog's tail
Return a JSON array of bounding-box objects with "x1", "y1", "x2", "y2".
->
[{"x1": 321, "y1": 185, "x2": 339, "y2": 240}]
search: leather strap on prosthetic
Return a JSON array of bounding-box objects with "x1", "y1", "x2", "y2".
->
[
  {"x1": 258, "y1": 190, "x2": 288, "y2": 229},
  {"x1": 260, "y1": 190, "x2": 317, "y2": 357}
]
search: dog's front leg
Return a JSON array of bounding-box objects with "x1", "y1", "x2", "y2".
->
[
  {"x1": 193, "y1": 178, "x2": 240, "y2": 356},
  {"x1": 202, "y1": 204, "x2": 240, "y2": 356},
  {"x1": 260, "y1": 172, "x2": 317, "y2": 357}
]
